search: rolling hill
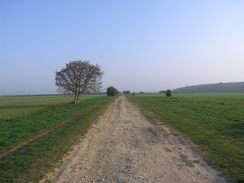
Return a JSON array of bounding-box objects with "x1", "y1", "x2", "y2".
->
[{"x1": 173, "y1": 82, "x2": 244, "y2": 93}]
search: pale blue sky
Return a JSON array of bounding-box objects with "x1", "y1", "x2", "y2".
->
[{"x1": 0, "y1": 0, "x2": 244, "y2": 95}]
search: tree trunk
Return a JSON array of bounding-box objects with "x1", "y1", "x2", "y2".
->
[
  {"x1": 74, "y1": 94, "x2": 80, "y2": 104},
  {"x1": 76, "y1": 95, "x2": 80, "y2": 104}
]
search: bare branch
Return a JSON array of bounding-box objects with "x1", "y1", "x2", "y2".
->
[{"x1": 55, "y1": 60, "x2": 103, "y2": 104}]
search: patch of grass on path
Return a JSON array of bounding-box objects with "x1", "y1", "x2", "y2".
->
[
  {"x1": 128, "y1": 94, "x2": 244, "y2": 182},
  {"x1": 0, "y1": 96, "x2": 115, "y2": 183}
]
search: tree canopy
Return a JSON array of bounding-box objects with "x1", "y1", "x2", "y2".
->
[
  {"x1": 165, "y1": 90, "x2": 172, "y2": 97},
  {"x1": 55, "y1": 61, "x2": 103, "y2": 104},
  {"x1": 107, "y1": 87, "x2": 119, "y2": 96}
]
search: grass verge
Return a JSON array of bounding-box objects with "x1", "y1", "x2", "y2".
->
[
  {"x1": 128, "y1": 94, "x2": 244, "y2": 182},
  {"x1": 0, "y1": 96, "x2": 115, "y2": 183},
  {"x1": 0, "y1": 97, "x2": 103, "y2": 154}
]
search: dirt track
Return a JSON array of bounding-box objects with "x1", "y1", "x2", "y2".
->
[{"x1": 43, "y1": 96, "x2": 226, "y2": 183}]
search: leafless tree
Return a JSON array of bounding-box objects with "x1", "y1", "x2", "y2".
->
[{"x1": 55, "y1": 60, "x2": 103, "y2": 104}]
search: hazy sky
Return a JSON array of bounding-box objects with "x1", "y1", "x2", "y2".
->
[{"x1": 1, "y1": 0, "x2": 244, "y2": 95}]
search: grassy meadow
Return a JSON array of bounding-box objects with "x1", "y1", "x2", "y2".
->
[
  {"x1": 0, "y1": 95, "x2": 100, "y2": 119},
  {"x1": 128, "y1": 93, "x2": 244, "y2": 181},
  {"x1": 0, "y1": 95, "x2": 114, "y2": 182}
]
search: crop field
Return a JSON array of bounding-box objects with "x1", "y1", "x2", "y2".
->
[
  {"x1": 0, "y1": 95, "x2": 114, "y2": 182},
  {"x1": 0, "y1": 95, "x2": 100, "y2": 119},
  {"x1": 128, "y1": 93, "x2": 244, "y2": 181}
]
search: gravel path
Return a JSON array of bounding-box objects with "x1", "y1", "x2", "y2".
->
[{"x1": 42, "y1": 96, "x2": 226, "y2": 183}]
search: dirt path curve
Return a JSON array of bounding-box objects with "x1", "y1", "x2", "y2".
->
[{"x1": 43, "y1": 96, "x2": 226, "y2": 183}]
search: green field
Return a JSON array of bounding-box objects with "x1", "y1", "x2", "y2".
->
[
  {"x1": 0, "y1": 95, "x2": 114, "y2": 182},
  {"x1": 128, "y1": 93, "x2": 244, "y2": 181},
  {"x1": 0, "y1": 95, "x2": 101, "y2": 119}
]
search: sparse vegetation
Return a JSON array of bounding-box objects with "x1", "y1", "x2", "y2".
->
[{"x1": 128, "y1": 93, "x2": 244, "y2": 181}]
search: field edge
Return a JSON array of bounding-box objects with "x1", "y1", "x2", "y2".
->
[
  {"x1": 0, "y1": 96, "x2": 116, "y2": 183},
  {"x1": 127, "y1": 96, "x2": 235, "y2": 182}
]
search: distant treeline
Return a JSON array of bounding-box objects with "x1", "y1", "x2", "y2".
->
[{"x1": 173, "y1": 82, "x2": 244, "y2": 93}]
